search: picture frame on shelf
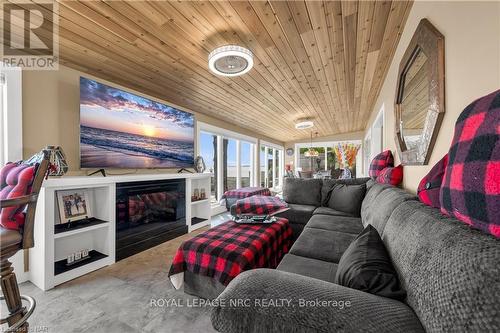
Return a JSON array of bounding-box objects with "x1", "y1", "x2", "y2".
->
[{"x1": 56, "y1": 189, "x2": 93, "y2": 224}]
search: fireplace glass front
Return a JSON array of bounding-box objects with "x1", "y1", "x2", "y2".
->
[{"x1": 116, "y1": 179, "x2": 187, "y2": 260}]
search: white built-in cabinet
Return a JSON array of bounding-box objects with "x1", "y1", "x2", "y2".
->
[{"x1": 29, "y1": 173, "x2": 211, "y2": 290}]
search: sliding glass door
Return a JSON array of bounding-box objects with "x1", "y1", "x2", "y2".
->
[
  {"x1": 240, "y1": 141, "x2": 253, "y2": 187},
  {"x1": 260, "y1": 144, "x2": 284, "y2": 190},
  {"x1": 223, "y1": 138, "x2": 237, "y2": 191},
  {"x1": 198, "y1": 123, "x2": 257, "y2": 207}
]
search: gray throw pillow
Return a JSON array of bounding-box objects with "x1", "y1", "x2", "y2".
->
[
  {"x1": 335, "y1": 225, "x2": 406, "y2": 301},
  {"x1": 325, "y1": 183, "x2": 366, "y2": 217}
]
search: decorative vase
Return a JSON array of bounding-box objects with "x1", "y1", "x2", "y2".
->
[{"x1": 194, "y1": 156, "x2": 206, "y2": 173}]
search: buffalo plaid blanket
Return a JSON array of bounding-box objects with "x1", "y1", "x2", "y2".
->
[
  {"x1": 221, "y1": 186, "x2": 271, "y2": 200},
  {"x1": 168, "y1": 218, "x2": 292, "y2": 289},
  {"x1": 234, "y1": 195, "x2": 289, "y2": 215},
  {"x1": 220, "y1": 186, "x2": 272, "y2": 209}
]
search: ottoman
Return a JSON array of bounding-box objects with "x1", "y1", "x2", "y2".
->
[{"x1": 168, "y1": 218, "x2": 292, "y2": 299}]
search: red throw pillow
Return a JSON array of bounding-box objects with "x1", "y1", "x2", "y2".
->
[
  {"x1": 0, "y1": 163, "x2": 36, "y2": 230},
  {"x1": 440, "y1": 89, "x2": 500, "y2": 238},
  {"x1": 376, "y1": 165, "x2": 403, "y2": 186},
  {"x1": 369, "y1": 150, "x2": 394, "y2": 178},
  {"x1": 417, "y1": 154, "x2": 449, "y2": 208}
]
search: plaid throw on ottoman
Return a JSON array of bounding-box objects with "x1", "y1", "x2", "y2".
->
[
  {"x1": 168, "y1": 218, "x2": 292, "y2": 288},
  {"x1": 440, "y1": 89, "x2": 500, "y2": 238},
  {"x1": 234, "y1": 195, "x2": 289, "y2": 215},
  {"x1": 221, "y1": 187, "x2": 271, "y2": 200},
  {"x1": 220, "y1": 186, "x2": 272, "y2": 210}
]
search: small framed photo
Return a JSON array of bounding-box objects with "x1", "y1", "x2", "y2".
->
[{"x1": 56, "y1": 189, "x2": 92, "y2": 224}]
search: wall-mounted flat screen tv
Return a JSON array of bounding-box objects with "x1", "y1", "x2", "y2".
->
[{"x1": 80, "y1": 77, "x2": 195, "y2": 169}]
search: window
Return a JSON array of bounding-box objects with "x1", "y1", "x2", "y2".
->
[
  {"x1": 295, "y1": 141, "x2": 362, "y2": 178},
  {"x1": 364, "y1": 106, "x2": 384, "y2": 176},
  {"x1": 0, "y1": 72, "x2": 5, "y2": 166},
  {"x1": 260, "y1": 146, "x2": 266, "y2": 187},
  {"x1": 267, "y1": 148, "x2": 275, "y2": 188},
  {"x1": 197, "y1": 122, "x2": 258, "y2": 212},
  {"x1": 223, "y1": 138, "x2": 237, "y2": 191},
  {"x1": 199, "y1": 131, "x2": 218, "y2": 203},
  {"x1": 274, "y1": 149, "x2": 279, "y2": 186},
  {"x1": 0, "y1": 66, "x2": 22, "y2": 166},
  {"x1": 327, "y1": 147, "x2": 339, "y2": 170},
  {"x1": 260, "y1": 143, "x2": 284, "y2": 190},
  {"x1": 240, "y1": 141, "x2": 253, "y2": 187}
]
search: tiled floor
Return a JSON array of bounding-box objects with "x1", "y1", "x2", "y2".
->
[{"x1": 13, "y1": 212, "x2": 232, "y2": 333}]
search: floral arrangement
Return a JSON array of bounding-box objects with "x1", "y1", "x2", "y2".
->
[{"x1": 333, "y1": 143, "x2": 361, "y2": 168}]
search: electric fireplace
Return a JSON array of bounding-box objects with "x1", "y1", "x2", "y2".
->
[{"x1": 116, "y1": 179, "x2": 187, "y2": 260}]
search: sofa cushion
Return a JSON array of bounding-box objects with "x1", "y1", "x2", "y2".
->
[
  {"x1": 369, "y1": 150, "x2": 394, "y2": 178},
  {"x1": 417, "y1": 154, "x2": 448, "y2": 208},
  {"x1": 376, "y1": 165, "x2": 403, "y2": 186},
  {"x1": 306, "y1": 214, "x2": 363, "y2": 235},
  {"x1": 290, "y1": 228, "x2": 355, "y2": 263},
  {"x1": 383, "y1": 200, "x2": 500, "y2": 332},
  {"x1": 277, "y1": 254, "x2": 338, "y2": 283},
  {"x1": 440, "y1": 89, "x2": 500, "y2": 238},
  {"x1": 324, "y1": 183, "x2": 366, "y2": 217},
  {"x1": 320, "y1": 177, "x2": 370, "y2": 204},
  {"x1": 335, "y1": 225, "x2": 406, "y2": 301},
  {"x1": 275, "y1": 203, "x2": 315, "y2": 225},
  {"x1": 282, "y1": 178, "x2": 322, "y2": 206},
  {"x1": 312, "y1": 207, "x2": 352, "y2": 217},
  {"x1": 361, "y1": 185, "x2": 416, "y2": 235}
]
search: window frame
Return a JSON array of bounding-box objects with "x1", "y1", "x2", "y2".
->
[
  {"x1": 197, "y1": 122, "x2": 258, "y2": 214},
  {"x1": 0, "y1": 66, "x2": 22, "y2": 165},
  {"x1": 294, "y1": 139, "x2": 363, "y2": 176},
  {"x1": 363, "y1": 105, "x2": 385, "y2": 176},
  {"x1": 259, "y1": 140, "x2": 284, "y2": 191}
]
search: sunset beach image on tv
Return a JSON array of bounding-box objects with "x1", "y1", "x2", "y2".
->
[{"x1": 80, "y1": 77, "x2": 195, "y2": 169}]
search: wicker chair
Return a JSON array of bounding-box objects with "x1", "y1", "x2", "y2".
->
[{"x1": 0, "y1": 155, "x2": 49, "y2": 332}]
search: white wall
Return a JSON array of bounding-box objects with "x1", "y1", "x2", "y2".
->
[
  {"x1": 22, "y1": 65, "x2": 283, "y2": 174},
  {"x1": 365, "y1": 0, "x2": 500, "y2": 193}
]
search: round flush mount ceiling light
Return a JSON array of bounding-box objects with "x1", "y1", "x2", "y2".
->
[
  {"x1": 295, "y1": 119, "x2": 314, "y2": 130},
  {"x1": 208, "y1": 45, "x2": 253, "y2": 77}
]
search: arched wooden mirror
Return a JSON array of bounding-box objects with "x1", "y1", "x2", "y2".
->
[{"x1": 395, "y1": 19, "x2": 445, "y2": 165}]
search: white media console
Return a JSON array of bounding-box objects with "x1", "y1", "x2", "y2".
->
[{"x1": 29, "y1": 173, "x2": 212, "y2": 291}]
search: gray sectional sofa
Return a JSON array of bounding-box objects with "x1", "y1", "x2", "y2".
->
[
  {"x1": 275, "y1": 177, "x2": 370, "y2": 241},
  {"x1": 211, "y1": 178, "x2": 500, "y2": 332}
]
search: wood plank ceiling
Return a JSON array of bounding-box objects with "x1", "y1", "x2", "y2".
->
[{"x1": 5, "y1": 0, "x2": 413, "y2": 141}]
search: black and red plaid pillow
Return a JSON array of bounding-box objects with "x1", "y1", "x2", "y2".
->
[
  {"x1": 376, "y1": 165, "x2": 403, "y2": 186},
  {"x1": 234, "y1": 195, "x2": 289, "y2": 216},
  {"x1": 417, "y1": 154, "x2": 448, "y2": 209},
  {"x1": 0, "y1": 162, "x2": 37, "y2": 230},
  {"x1": 440, "y1": 89, "x2": 500, "y2": 238},
  {"x1": 369, "y1": 150, "x2": 394, "y2": 178}
]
